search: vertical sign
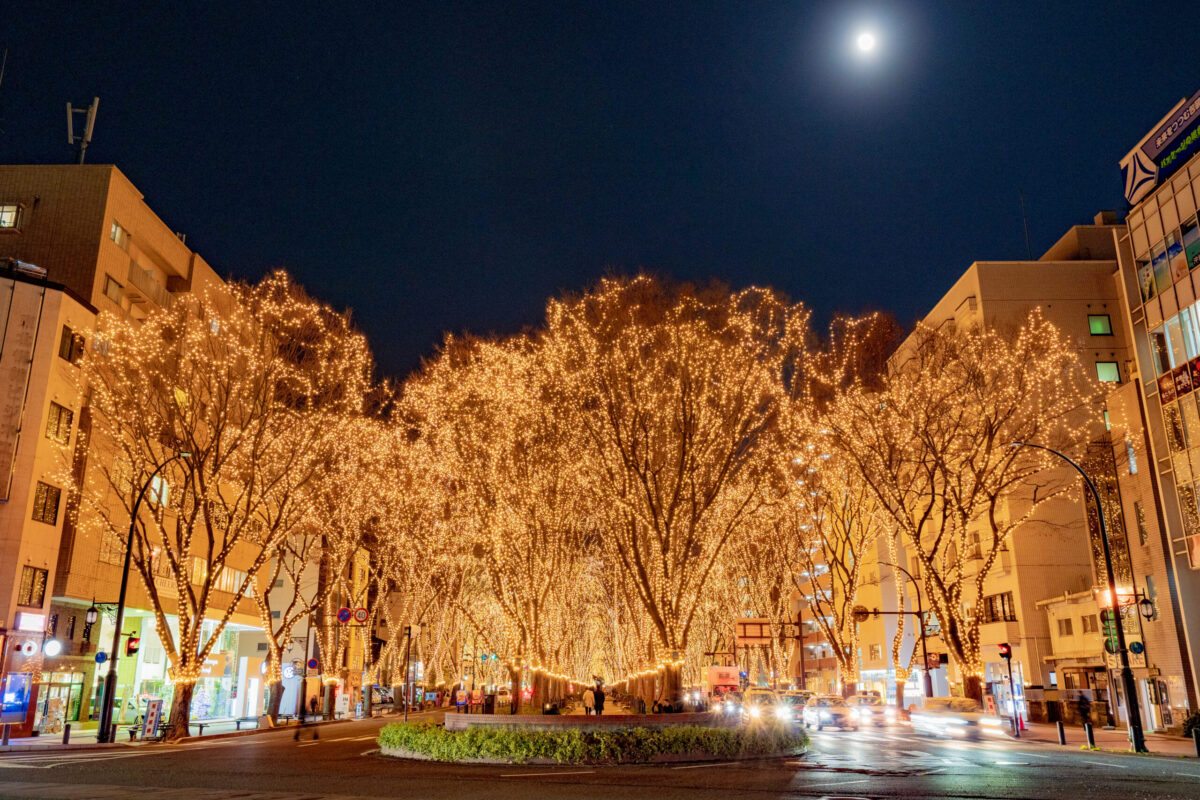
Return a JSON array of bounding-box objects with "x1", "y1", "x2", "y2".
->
[
  {"x1": 0, "y1": 279, "x2": 48, "y2": 500},
  {"x1": 141, "y1": 698, "x2": 163, "y2": 739}
]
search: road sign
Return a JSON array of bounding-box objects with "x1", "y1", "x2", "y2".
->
[
  {"x1": 337, "y1": 607, "x2": 352, "y2": 623},
  {"x1": 95, "y1": 651, "x2": 107, "y2": 664},
  {"x1": 1129, "y1": 640, "x2": 1145, "y2": 655},
  {"x1": 307, "y1": 658, "x2": 319, "y2": 670},
  {"x1": 353, "y1": 608, "x2": 369, "y2": 624}
]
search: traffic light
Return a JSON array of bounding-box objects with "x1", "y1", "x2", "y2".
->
[
  {"x1": 998, "y1": 642, "x2": 1012, "y2": 661},
  {"x1": 126, "y1": 635, "x2": 141, "y2": 656}
]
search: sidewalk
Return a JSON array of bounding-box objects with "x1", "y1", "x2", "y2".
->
[
  {"x1": 1021, "y1": 721, "x2": 1198, "y2": 757},
  {"x1": 0, "y1": 715, "x2": 353, "y2": 752}
]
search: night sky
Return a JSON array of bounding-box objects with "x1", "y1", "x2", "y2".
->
[{"x1": 4, "y1": 2, "x2": 1200, "y2": 378}]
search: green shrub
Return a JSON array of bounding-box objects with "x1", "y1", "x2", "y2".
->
[{"x1": 377, "y1": 721, "x2": 807, "y2": 764}]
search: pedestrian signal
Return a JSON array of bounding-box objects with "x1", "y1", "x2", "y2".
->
[
  {"x1": 998, "y1": 642, "x2": 1012, "y2": 660},
  {"x1": 126, "y1": 636, "x2": 141, "y2": 656}
]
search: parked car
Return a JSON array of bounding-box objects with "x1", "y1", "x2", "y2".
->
[
  {"x1": 802, "y1": 695, "x2": 857, "y2": 731},
  {"x1": 909, "y1": 697, "x2": 1006, "y2": 740},
  {"x1": 847, "y1": 694, "x2": 889, "y2": 726}
]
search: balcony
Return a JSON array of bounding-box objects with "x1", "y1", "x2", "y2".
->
[
  {"x1": 127, "y1": 260, "x2": 174, "y2": 310},
  {"x1": 980, "y1": 617, "x2": 1020, "y2": 643}
]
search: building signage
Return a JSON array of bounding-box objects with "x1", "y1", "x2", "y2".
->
[
  {"x1": 1121, "y1": 87, "x2": 1200, "y2": 205},
  {"x1": 15, "y1": 612, "x2": 45, "y2": 633},
  {"x1": 1174, "y1": 364, "x2": 1194, "y2": 397},
  {"x1": 199, "y1": 651, "x2": 232, "y2": 677},
  {"x1": 1159, "y1": 372, "x2": 1177, "y2": 404},
  {"x1": 0, "y1": 673, "x2": 31, "y2": 723}
]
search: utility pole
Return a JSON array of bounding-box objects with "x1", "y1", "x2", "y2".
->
[{"x1": 401, "y1": 626, "x2": 412, "y2": 722}]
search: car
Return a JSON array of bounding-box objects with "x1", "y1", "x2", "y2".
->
[
  {"x1": 741, "y1": 688, "x2": 781, "y2": 722},
  {"x1": 909, "y1": 697, "x2": 1006, "y2": 740},
  {"x1": 715, "y1": 691, "x2": 744, "y2": 719},
  {"x1": 846, "y1": 694, "x2": 890, "y2": 726},
  {"x1": 776, "y1": 691, "x2": 810, "y2": 722},
  {"x1": 801, "y1": 695, "x2": 857, "y2": 731}
]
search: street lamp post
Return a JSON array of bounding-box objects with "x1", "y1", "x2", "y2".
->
[
  {"x1": 97, "y1": 452, "x2": 189, "y2": 744},
  {"x1": 1011, "y1": 441, "x2": 1147, "y2": 753}
]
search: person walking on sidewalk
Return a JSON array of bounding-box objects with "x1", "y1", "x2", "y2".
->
[
  {"x1": 594, "y1": 685, "x2": 606, "y2": 716},
  {"x1": 294, "y1": 712, "x2": 318, "y2": 741},
  {"x1": 583, "y1": 686, "x2": 595, "y2": 715}
]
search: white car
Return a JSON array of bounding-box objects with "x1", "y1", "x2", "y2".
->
[
  {"x1": 846, "y1": 694, "x2": 889, "y2": 726},
  {"x1": 909, "y1": 697, "x2": 1006, "y2": 740},
  {"x1": 741, "y1": 688, "x2": 780, "y2": 722},
  {"x1": 801, "y1": 695, "x2": 857, "y2": 731}
]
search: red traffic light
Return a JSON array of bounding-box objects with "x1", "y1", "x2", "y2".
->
[
  {"x1": 998, "y1": 642, "x2": 1012, "y2": 660},
  {"x1": 126, "y1": 636, "x2": 141, "y2": 656}
]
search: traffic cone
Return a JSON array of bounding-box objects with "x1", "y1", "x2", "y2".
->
[{"x1": 1019, "y1": 714, "x2": 1027, "y2": 731}]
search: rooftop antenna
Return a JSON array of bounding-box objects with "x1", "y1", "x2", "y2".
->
[
  {"x1": 66, "y1": 96, "x2": 98, "y2": 164},
  {"x1": 1019, "y1": 189, "x2": 1033, "y2": 261}
]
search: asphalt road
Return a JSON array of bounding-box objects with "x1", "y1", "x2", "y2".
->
[{"x1": 0, "y1": 715, "x2": 1196, "y2": 800}]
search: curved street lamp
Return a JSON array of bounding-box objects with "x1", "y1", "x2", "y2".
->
[
  {"x1": 97, "y1": 451, "x2": 190, "y2": 744},
  {"x1": 1011, "y1": 441, "x2": 1147, "y2": 753}
]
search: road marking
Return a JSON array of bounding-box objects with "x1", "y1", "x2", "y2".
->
[
  {"x1": 672, "y1": 761, "x2": 740, "y2": 769},
  {"x1": 902, "y1": 750, "x2": 932, "y2": 758},
  {"x1": 1084, "y1": 759, "x2": 1125, "y2": 768},
  {"x1": 1022, "y1": 752, "x2": 1051, "y2": 758},
  {"x1": 350, "y1": 735, "x2": 378, "y2": 741},
  {"x1": 800, "y1": 777, "x2": 871, "y2": 788},
  {"x1": 995, "y1": 761, "x2": 1028, "y2": 765},
  {"x1": 1175, "y1": 772, "x2": 1200, "y2": 778},
  {"x1": 501, "y1": 769, "x2": 594, "y2": 777},
  {"x1": 297, "y1": 741, "x2": 321, "y2": 747}
]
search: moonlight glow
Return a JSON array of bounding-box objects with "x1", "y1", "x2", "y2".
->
[{"x1": 856, "y1": 31, "x2": 877, "y2": 53}]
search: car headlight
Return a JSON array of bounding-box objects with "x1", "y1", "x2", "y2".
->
[
  {"x1": 749, "y1": 706, "x2": 761, "y2": 717},
  {"x1": 775, "y1": 705, "x2": 791, "y2": 720},
  {"x1": 979, "y1": 716, "x2": 1002, "y2": 727},
  {"x1": 885, "y1": 707, "x2": 896, "y2": 718},
  {"x1": 725, "y1": 704, "x2": 737, "y2": 715},
  {"x1": 819, "y1": 711, "x2": 832, "y2": 721},
  {"x1": 942, "y1": 716, "x2": 968, "y2": 725}
]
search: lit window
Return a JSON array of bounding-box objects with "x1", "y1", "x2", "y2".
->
[
  {"x1": 45, "y1": 402, "x2": 73, "y2": 444},
  {"x1": 58, "y1": 326, "x2": 85, "y2": 365},
  {"x1": 109, "y1": 221, "x2": 129, "y2": 250},
  {"x1": 0, "y1": 204, "x2": 20, "y2": 229},
  {"x1": 104, "y1": 275, "x2": 123, "y2": 305},
  {"x1": 31, "y1": 481, "x2": 61, "y2": 525},
  {"x1": 17, "y1": 566, "x2": 48, "y2": 607},
  {"x1": 1103, "y1": 410, "x2": 1111, "y2": 431},
  {"x1": 1088, "y1": 314, "x2": 1113, "y2": 335},
  {"x1": 1096, "y1": 361, "x2": 1121, "y2": 383},
  {"x1": 1126, "y1": 439, "x2": 1138, "y2": 474},
  {"x1": 149, "y1": 474, "x2": 170, "y2": 507}
]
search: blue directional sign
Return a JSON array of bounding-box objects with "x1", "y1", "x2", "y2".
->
[
  {"x1": 95, "y1": 651, "x2": 108, "y2": 664},
  {"x1": 1130, "y1": 641, "x2": 1145, "y2": 655}
]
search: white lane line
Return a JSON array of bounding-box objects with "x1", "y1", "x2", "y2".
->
[
  {"x1": 501, "y1": 769, "x2": 594, "y2": 777},
  {"x1": 1022, "y1": 752, "x2": 1051, "y2": 758},
  {"x1": 995, "y1": 761, "x2": 1028, "y2": 765},
  {"x1": 1175, "y1": 772, "x2": 1200, "y2": 778},
  {"x1": 350, "y1": 735, "x2": 378, "y2": 741},
  {"x1": 297, "y1": 741, "x2": 321, "y2": 747},
  {"x1": 1084, "y1": 759, "x2": 1125, "y2": 768},
  {"x1": 672, "y1": 761, "x2": 740, "y2": 770},
  {"x1": 902, "y1": 750, "x2": 932, "y2": 758},
  {"x1": 801, "y1": 778, "x2": 871, "y2": 788}
]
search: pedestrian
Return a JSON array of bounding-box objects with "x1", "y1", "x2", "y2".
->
[
  {"x1": 583, "y1": 685, "x2": 595, "y2": 715},
  {"x1": 594, "y1": 685, "x2": 606, "y2": 716},
  {"x1": 308, "y1": 695, "x2": 319, "y2": 719},
  {"x1": 294, "y1": 708, "x2": 318, "y2": 741}
]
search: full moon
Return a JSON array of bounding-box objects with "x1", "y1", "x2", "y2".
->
[{"x1": 856, "y1": 31, "x2": 877, "y2": 53}]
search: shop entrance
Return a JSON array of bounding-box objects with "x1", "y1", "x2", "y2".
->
[{"x1": 34, "y1": 671, "x2": 84, "y2": 734}]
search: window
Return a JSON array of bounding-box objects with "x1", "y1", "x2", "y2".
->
[
  {"x1": 109, "y1": 221, "x2": 129, "y2": 250},
  {"x1": 45, "y1": 402, "x2": 73, "y2": 444},
  {"x1": 0, "y1": 204, "x2": 20, "y2": 229},
  {"x1": 1126, "y1": 439, "x2": 1138, "y2": 474},
  {"x1": 1134, "y1": 500, "x2": 1149, "y2": 546},
  {"x1": 1088, "y1": 314, "x2": 1113, "y2": 335},
  {"x1": 103, "y1": 275, "x2": 123, "y2": 304},
  {"x1": 1081, "y1": 614, "x2": 1099, "y2": 633},
  {"x1": 17, "y1": 566, "x2": 48, "y2": 607},
  {"x1": 1103, "y1": 409, "x2": 1111, "y2": 431},
  {"x1": 1057, "y1": 617, "x2": 1074, "y2": 637},
  {"x1": 868, "y1": 644, "x2": 883, "y2": 661},
  {"x1": 1150, "y1": 326, "x2": 1171, "y2": 375},
  {"x1": 57, "y1": 326, "x2": 84, "y2": 365},
  {"x1": 982, "y1": 591, "x2": 1017, "y2": 623},
  {"x1": 149, "y1": 474, "x2": 170, "y2": 507},
  {"x1": 31, "y1": 481, "x2": 61, "y2": 525},
  {"x1": 1096, "y1": 361, "x2": 1121, "y2": 383}
]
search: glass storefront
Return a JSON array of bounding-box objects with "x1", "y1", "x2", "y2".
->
[{"x1": 33, "y1": 670, "x2": 84, "y2": 733}]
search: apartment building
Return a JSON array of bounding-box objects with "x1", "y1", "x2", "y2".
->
[{"x1": 0, "y1": 165, "x2": 273, "y2": 734}]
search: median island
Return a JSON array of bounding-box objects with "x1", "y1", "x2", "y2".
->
[{"x1": 377, "y1": 719, "x2": 807, "y2": 765}]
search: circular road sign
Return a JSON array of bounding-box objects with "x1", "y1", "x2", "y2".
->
[
  {"x1": 337, "y1": 607, "x2": 352, "y2": 623},
  {"x1": 307, "y1": 658, "x2": 319, "y2": 670},
  {"x1": 353, "y1": 607, "x2": 369, "y2": 624},
  {"x1": 1129, "y1": 640, "x2": 1145, "y2": 655},
  {"x1": 95, "y1": 651, "x2": 108, "y2": 664}
]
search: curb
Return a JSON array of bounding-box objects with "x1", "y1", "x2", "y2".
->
[
  {"x1": 0, "y1": 718, "x2": 356, "y2": 752},
  {"x1": 378, "y1": 744, "x2": 808, "y2": 766}
]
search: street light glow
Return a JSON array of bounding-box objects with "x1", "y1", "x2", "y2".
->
[{"x1": 856, "y1": 31, "x2": 877, "y2": 53}]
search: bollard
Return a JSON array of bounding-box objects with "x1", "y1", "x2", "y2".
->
[
  {"x1": 1193, "y1": 727, "x2": 1199, "y2": 758},
  {"x1": 1084, "y1": 722, "x2": 1096, "y2": 748},
  {"x1": 62, "y1": 723, "x2": 71, "y2": 745},
  {"x1": 1, "y1": 723, "x2": 8, "y2": 746},
  {"x1": 1057, "y1": 720, "x2": 1066, "y2": 745}
]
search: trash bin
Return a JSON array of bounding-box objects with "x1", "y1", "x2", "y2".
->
[{"x1": 483, "y1": 693, "x2": 496, "y2": 714}]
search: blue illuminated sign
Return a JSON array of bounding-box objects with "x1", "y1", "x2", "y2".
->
[{"x1": 1121, "y1": 88, "x2": 1200, "y2": 205}]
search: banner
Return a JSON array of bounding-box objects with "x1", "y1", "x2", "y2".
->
[{"x1": 1121, "y1": 88, "x2": 1200, "y2": 205}]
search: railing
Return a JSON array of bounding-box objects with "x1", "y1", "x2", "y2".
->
[{"x1": 127, "y1": 260, "x2": 174, "y2": 309}]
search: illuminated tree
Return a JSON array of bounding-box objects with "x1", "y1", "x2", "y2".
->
[
  {"x1": 546, "y1": 276, "x2": 810, "y2": 705},
  {"x1": 827, "y1": 312, "x2": 1097, "y2": 700},
  {"x1": 80, "y1": 271, "x2": 372, "y2": 739}
]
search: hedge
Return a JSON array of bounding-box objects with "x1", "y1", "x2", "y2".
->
[{"x1": 377, "y1": 721, "x2": 807, "y2": 764}]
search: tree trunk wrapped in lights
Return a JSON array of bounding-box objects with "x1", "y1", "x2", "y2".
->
[{"x1": 826, "y1": 312, "x2": 1098, "y2": 701}]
